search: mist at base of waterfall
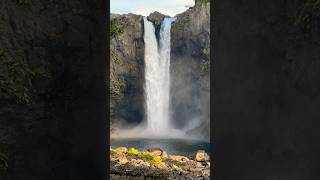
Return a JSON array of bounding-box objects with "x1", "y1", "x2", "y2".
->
[
  {"x1": 111, "y1": 125, "x2": 184, "y2": 139},
  {"x1": 110, "y1": 121, "x2": 207, "y2": 142}
]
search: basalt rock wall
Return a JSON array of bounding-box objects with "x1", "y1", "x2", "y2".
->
[{"x1": 110, "y1": 1, "x2": 211, "y2": 140}]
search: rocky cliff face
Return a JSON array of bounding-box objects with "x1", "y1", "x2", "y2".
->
[
  {"x1": 0, "y1": 1, "x2": 107, "y2": 179},
  {"x1": 171, "y1": 1, "x2": 210, "y2": 139},
  {"x1": 110, "y1": 1, "x2": 211, "y2": 140},
  {"x1": 110, "y1": 13, "x2": 145, "y2": 129}
]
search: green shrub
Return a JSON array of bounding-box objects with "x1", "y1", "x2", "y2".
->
[
  {"x1": 138, "y1": 152, "x2": 162, "y2": 164},
  {"x1": 128, "y1": 148, "x2": 139, "y2": 155},
  {"x1": 110, "y1": 19, "x2": 124, "y2": 37}
]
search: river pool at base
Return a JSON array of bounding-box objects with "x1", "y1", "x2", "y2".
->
[{"x1": 110, "y1": 138, "x2": 210, "y2": 157}]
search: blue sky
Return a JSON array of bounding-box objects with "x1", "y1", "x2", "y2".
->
[{"x1": 110, "y1": 0, "x2": 195, "y2": 17}]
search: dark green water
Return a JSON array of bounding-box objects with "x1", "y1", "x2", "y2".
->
[{"x1": 110, "y1": 138, "x2": 210, "y2": 157}]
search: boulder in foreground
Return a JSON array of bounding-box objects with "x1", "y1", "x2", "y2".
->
[{"x1": 195, "y1": 150, "x2": 210, "y2": 162}]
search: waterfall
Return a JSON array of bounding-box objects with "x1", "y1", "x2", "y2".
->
[{"x1": 143, "y1": 17, "x2": 176, "y2": 135}]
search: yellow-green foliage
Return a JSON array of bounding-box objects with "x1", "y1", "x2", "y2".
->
[
  {"x1": 110, "y1": 79, "x2": 124, "y2": 96},
  {"x1": 138, "y1": 152, "x2": 162, "y2": 164},
  {"x1": 111, "y1": 51, "x2": 120, "y2": 65},
  {"x1": 128, "y1": 148, "x2": 139, "y2": 155}
]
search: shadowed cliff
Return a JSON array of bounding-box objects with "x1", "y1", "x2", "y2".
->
[
  {"x1": 0, "y1": 0, "x2": 107, "y2": 179},
  {"x1": 213, "y1": 0, "x2": 320, "y2": 179}
]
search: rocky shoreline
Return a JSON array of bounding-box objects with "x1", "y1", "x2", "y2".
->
[{"x1": 110, "y1": 147, "x2": 210, "y2": 179}]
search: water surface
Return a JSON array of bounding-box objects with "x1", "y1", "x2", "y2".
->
[{"x1": 111, "y1": 138, "x2": 210, "y2": 157}]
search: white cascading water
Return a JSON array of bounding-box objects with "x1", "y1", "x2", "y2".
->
[{"x1": 143, "y1": 17, "x2": 176, "y2": 136}]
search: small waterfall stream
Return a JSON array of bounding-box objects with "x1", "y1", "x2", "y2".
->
[{"x1": 143, "y1": 17, "x2": 176, "y2": 135}]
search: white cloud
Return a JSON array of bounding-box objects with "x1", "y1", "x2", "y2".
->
[
  {"x1": 111, "y1": 0, "x2": 195, "y2": 16},
  {"x1": 130, "y1": 0, "x2": 194, "y2": 16},
  {"x1": 131, "y1": 6, "x2": 189, "y2": 17}
]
